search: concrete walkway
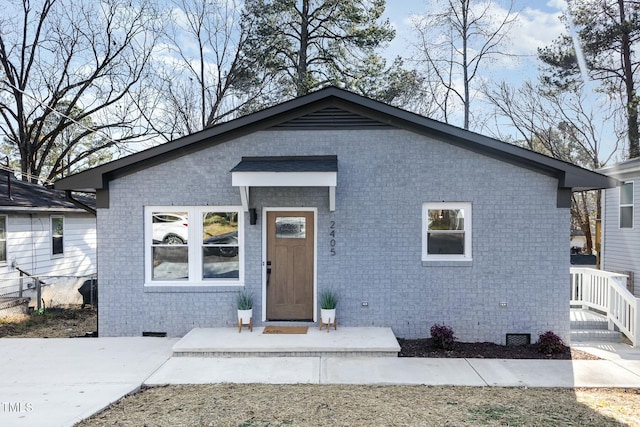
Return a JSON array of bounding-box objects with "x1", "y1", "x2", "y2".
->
[
  {"x1": 1, "y1": 337, "x2": 639, "y2": 427},
  {"x1": 0, "y1": 338, "x2": 176, "y2": 427},
  {"x1": 147, "y1": 343, "x2": 640, "y2": 388}
]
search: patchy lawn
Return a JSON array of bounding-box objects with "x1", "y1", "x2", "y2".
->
[
  {"x1": 0, "y1": 307, "x2": 97, "y2": 338},
  {"x1": 77, "y1": 384, "x2": 640, "y2": 427}
]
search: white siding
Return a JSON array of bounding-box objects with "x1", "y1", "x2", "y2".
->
[
  {"x1": 602, "y1": 178, "x2": 640, "y2": 297},
  {"x1": 0, "y1": 212, "x2": 96, "y2": 297}
]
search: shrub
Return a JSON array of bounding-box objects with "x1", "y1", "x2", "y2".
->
[
  {"x1": 536, "y1": 331, "x2": 565, "y2": 354},
  {"x1": 430, "y1": 323, "x2": 456, "y2": 350}
]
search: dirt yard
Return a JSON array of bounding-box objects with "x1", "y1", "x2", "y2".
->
[
  {"x1": 0, "y1": 307, "x2": 97, "y2": 338},
  {"x1": 76, "y1": 384, "x2": 640, "y2": 426}
]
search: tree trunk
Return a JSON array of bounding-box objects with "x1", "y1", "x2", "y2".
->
[
  {"x1": 461, "y1": 0, "x2": 470, "y2": 130},
  {"x1": 297, "y1": 0, "x2": 310, "y2": 96},
  {"x1": 619, "y1": 0, "x2": 640, "y2": 158}
]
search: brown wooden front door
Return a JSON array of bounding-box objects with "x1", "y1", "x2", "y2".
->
[{"x1": 266, "y1": 211, "x2": 314, "y2": 320}]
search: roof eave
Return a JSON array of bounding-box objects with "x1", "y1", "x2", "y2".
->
[{"x1": 53, "y1": 86, "x2": 618, "y2": 194}]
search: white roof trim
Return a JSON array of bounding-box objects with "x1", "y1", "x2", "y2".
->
[{"x1": 231, "y1": 171, "x2": 337, "y2": 212}]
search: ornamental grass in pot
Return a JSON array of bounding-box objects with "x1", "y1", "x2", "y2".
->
[
  {"x1": 319, "y1": 289, "x2": 338, "y2": 325},
  {"x1": 236, "y1": 290, "x2": 253, "y2": 331}
]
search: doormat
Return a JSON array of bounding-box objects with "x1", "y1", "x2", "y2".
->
[{"x1": 263, "y1": 326, "x2": 308, "y2": 334}]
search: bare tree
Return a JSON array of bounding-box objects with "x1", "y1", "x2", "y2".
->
[
  {"x1": 145, "y1": 0, "x2": 267, "y2": 141},
  {"x1": 412, "y1": 0, "x2": 517, "y2": 129},
  {"x1": 484, "y1": 80, "x2": 620, "y2": 252},
  {"x1": 0, "y1": 0, "x2": 160, "y2": 183}
]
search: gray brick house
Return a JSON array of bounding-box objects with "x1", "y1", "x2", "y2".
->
[{"x1": 55, "y1": 87, "x2": 616, "y2": 343}]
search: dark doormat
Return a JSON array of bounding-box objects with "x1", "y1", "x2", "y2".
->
[{"x1": 263, "y1": 326, "x2": 308, "y2": 334}]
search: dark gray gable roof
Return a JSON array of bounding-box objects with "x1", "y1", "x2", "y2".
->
[
  {"x1": 54, "y1": 86, "x2": 617, "y2": 193},
  {"x1": 0, "y1": 174, "x2": 95, "y2": 211},
  {"x1": 231, "y1": 156, "x2": 338, "y2": 173}
]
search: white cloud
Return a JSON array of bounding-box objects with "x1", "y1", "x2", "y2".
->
[{"x1": 510, "y1": 7, "x2": 565, "y2": 56}]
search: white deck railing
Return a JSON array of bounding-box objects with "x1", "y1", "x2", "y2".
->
[{"x1": 570, "y1": 267, "x2": 640, "y2": 347}]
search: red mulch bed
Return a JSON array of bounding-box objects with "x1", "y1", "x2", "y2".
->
[{"x1": 397, "y1": 338, "x2": 601, "y2": 360}]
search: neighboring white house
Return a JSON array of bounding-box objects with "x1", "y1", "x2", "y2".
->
[
  {"x1": 598, "y1": 159, "x2": 640, "y2": 297},
  {"x1": 0, "y1": 174, "x2": 96, "y2": 309}
]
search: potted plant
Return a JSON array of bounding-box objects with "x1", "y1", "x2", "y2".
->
[
  {"x1": 236, "y1": 290, "x2": 253, "y2": 332},
  {"x1": 319, "y1": 289, "x2": 338, "y2": 331}
]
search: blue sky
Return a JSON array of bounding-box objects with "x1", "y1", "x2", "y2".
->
[
  {"x1": 384, "y1": 0, "x2": 566, "y2": 59},
  {"x1": 376, "y1": 1, "x2": 624, "y2": 162},
  {"x1": 382, "y1": 0, "x2": 567, "y2": 75}
]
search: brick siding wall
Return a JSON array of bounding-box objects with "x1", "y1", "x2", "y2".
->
[{"x1": 97, "y1": 129, "x2": 569, "y2": 343}]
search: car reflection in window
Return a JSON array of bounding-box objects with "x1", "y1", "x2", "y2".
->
[{"x1": 203, "y1": 232, "x2": 238, "y2": 257}]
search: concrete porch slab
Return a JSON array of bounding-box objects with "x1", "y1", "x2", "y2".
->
[{"x1": 172, "y1": 326, "x2": 401, "y2": 357}]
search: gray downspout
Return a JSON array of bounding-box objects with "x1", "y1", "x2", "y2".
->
[{"x1": 65, "y1": 191, "x2": 96, "y2": 216}]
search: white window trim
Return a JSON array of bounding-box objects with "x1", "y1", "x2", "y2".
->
[
  {"x1": 422, "y1": 202, "x2": 472, "y2": 262},
  {"x1": 50, "y1": 215, "x2": 64, "y2": 258},
  {"x1": 144, "y1": 206, "x2": 244, "y2": 286},
  {"x1": 620, "y1": 181, "x2": 634, "y2": 229},
  {"x1": 0, "y1": 215, "x2": 7, "y2": 265}
]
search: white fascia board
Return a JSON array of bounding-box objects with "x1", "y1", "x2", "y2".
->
[{"x1": 232, "y1": 171, "x2": 336, "y2": 187}]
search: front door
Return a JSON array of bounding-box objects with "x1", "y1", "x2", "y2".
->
[{"x1": 266, "y1": 211, "x2": 314, "y2": 320}]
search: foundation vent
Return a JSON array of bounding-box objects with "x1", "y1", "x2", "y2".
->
[{"x1": 506, "y1": 333, "x2": 531, "y2": 346}]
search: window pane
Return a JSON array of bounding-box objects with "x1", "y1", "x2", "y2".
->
[
  {"x1": 203, "y1": 248, "x2": 239, "y2": 279},
  {"x1": 621, "y1": 206, "x2": 633, "y2": 228},
  {"x1": 0, "y1": 217, "x2": 6, "y2": 262},
  {"x1": 52, "y1": 236, "x2": 63, "y2": 255},
  {"x1": 202, "y1": 212, "x2": 239, "y2": 279},
  {"x1": 621, "y1": 182, "x2": 634, "y2": 205},
  {"x1": 152, "y1": 246, "x2": 188, "y2": 280},
  {"x1": 52, "y1": 217, "x2": 63, "y2": 255},
  {"x1": 276, "y1": 217, "x2": 306, "y2": 238},
  {"x1": 152, "y1": 212, "x2": 188, "y2": 244},
  {"x1": 202, "y1": 212, "x2": 238, "y2": 243},
  {"x1": 52, "y1": 217, "x2": 63, "y2": 236},
  {"x1": 427, "y1": 232, "x2": 465, "y2": 255},
  {"x1": 428, "y1": 209, "x2": 464, "y2": 231}
]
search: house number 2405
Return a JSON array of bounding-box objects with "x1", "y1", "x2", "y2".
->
[{"x1": 329, "y1": 221, "x2": 336, "y2": 256}]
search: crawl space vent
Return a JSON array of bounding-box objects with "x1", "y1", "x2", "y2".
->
[
  {"x1": 142, "y1": 331, "x2": 167, "y2": 337},
  {"x1": 506, "y1": 333, "x2": 531, "y2": 346}
]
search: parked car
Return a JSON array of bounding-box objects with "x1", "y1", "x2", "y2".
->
[
  {"x1": 203, "y1": 232, "x2": 238, "y2": 257},
  {"x1": 152, "y1": 213, "x2": 188, "y2": 244}
]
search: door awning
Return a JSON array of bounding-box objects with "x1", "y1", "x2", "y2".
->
[{"x1": 231, "y1": 156, "x2": 338, "y2": 212}]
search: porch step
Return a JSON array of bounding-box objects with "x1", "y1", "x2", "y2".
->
[
  {"x1": 569, "y1": 309, "x2": 622, "y2": 343},
  {"x1": 172, "y1": 326, "x2": 400, "y2": 357},
  {"x1": 570, "y1": 329, "x2": 623, "y2": 343},
  {"x1": 570, "y1": 308, "x2": 609, "y2": 330}
]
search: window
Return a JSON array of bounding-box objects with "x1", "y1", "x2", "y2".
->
[
  {"x1": 620, "y1": 182, "x2": 634, "y2": 229},
  {"x1": 0, "y1": 216, "x2": 6, "y2": 263},
  {"x1": 423, "y1": 202, "x2": 472, "y2": 261},
  {"x1": 51, "y1": 216, "x2": 64, "y2": 256},
  {"x1": 145, "y1": 206, "x2": 243, "y2": 285}
]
